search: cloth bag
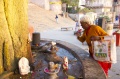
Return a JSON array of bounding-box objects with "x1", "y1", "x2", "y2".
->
[{"x1": 91, "y1": 35, "x2": 117, "y2": 63}]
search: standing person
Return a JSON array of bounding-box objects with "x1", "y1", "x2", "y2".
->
[
  {"x1": 119, "y1": 14, "x2": 120, "y2": 28},
  {"x1": 74, "y1": 20, "x2": 83, "y2": 35},
  {"x1": 95, "y1": 18, "x2": 98, "y2": 25},
  {"x1": 55, "y1": 15, "x2": 58, "y2": 23},
  {"x1": 75, "y1": 20, "x2": 79, "y2": 32},
  {"x1": 76, "y1": 15, "x2": 111, "y2": 77}
]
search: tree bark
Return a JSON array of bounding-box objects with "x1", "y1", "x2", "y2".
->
[{"x1": 0, "y1": 0, "x2": 31, "y2": 74}]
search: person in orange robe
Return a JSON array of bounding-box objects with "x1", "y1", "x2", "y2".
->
[{"x1": 76, "y1": 15, "x2": 111, "y2": 77}]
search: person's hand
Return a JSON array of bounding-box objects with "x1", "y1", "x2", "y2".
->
[
  {"x1": 90, "y1": 36, "x2": 101, "y2": 41},
  {"x1": 76, "y1": 33, "x2": 81, "y2": 37}
]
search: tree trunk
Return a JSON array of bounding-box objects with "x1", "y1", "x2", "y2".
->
[{"x1": 0, "y1": 0, "x2": 31, "y2": 74}]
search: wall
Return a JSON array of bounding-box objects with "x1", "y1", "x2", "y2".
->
[
  {"x1": 85, "y1": 0, "x2": 112, "y2": 15},
  {"x1": 29, "y1": 0, "x2": 62, "y2": 13},
  {"x1": 68, "y1": 13, "x2": 84, "y2": 22},
  {"x1": 29, "y1": 0, "x2": 45, "y2": 8},
  {"x1": 49, "y1": 0, "x2": 62, "y2": 14},
  {"x1": 115, "y1": 0, "x2": 120, "y2": 15}
]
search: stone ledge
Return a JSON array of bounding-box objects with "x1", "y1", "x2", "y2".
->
[{"x1": 41, "y1": 38, "x2": 106, "y2": 79}]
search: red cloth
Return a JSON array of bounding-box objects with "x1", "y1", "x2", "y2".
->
[
  {"x1": 89, "y1": 51, "x2": 111, "y2": 76},
  {"x1": 98, "y1": 61, "x2": 111, "y2": 76},
  {"x1": 29, "y1": 25, "x2": 34, "y2": 39}
]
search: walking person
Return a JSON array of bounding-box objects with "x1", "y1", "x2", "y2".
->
[
  {"x1": 74, "y1": 20, "x2": 83, "y2": 36},
  {"x1": 55, "y1": 15, "x2": 58, "y2": 23},
  {"x1": 76, "y1": 15, "x2": 112, "y2": 77},
  {"x1": 119, "y1": 14, "x2": 120, "y2": 28},
  {"x1": 75, "y1": 20, "x2": 79, "y2": 32}
]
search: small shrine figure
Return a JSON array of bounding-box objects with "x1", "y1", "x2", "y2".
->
[
  {"x1": 44, "y1": 62, "x2": 61, "y2": 79},
  {"x1": 63, "y1": 56, "x2": 68, "y2": 71},
  {"x1": 18, "y1": 57, "x2": 30, "y2": 75}
]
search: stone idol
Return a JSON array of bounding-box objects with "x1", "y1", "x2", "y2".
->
[{"x1": 18, "y1": 57, "x2": 30, "y2": 75}]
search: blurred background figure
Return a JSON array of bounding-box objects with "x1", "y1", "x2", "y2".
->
[
  {"x1": 75, "y1": 20, "x2": 79, "y2": 31},
  {"x1": 119, "y1": 14, "x2": 120, "y2": 28},
  {"x1": 74, "y1": 20, "x2": 83, "y2": 36},
  {"x1": 55, "y1": 15, "x2": 58, "y2": 23}
]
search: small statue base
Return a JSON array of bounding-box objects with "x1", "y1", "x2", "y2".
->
[{"x1": 44, "y1": 62, "x2": 61, "y2": 79}]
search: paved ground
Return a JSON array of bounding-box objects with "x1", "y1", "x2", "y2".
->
[
  {"x1": 28, "y1": 3, "x2": 75, "y2": 32},
  {"x1": 40, "y1": 28, "x2": 120, "y2": 79}
]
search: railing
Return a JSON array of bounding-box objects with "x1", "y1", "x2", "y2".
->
[{"x1": 85, "y1": 0, "x2": 112, "y2": 7}]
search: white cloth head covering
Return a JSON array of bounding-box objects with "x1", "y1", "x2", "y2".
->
[{"x1": 80, "y1": 15, "x2": 93, "y2": 25}]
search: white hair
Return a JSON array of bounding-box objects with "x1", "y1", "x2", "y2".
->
[{"x1": 80, "y1": 15, "x2": 93, "y2": 24}]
